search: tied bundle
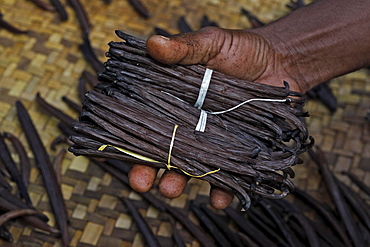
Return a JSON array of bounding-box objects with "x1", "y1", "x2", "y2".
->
[{"x1": 69, "y1": 30, "x2": 314, "y2": 210}]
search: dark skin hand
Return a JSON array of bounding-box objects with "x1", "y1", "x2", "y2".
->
[{"x1": 129, "y1": 0, "x2": 370, "y2": 209}]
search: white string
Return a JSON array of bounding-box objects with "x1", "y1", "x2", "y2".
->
[
  {"x1": 195, "y1": 110, "x2": 208, "y2": 132},
  {"x1": 193, "y1": 68, "x2": 288, "y2": 132},
  {"x1": 194, "y1": 68, "x2": 213, "y2": 109},
  {"x1": 209, "y1": 98, "x2": 288, "y2": 115}
]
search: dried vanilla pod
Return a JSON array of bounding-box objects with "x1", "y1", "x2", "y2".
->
[{"x1": 69, "y1": 30, "x2": 313, "y2": 209}]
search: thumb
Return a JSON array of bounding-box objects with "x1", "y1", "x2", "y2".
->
[
  {"x1": 146, "y1": 26, "x2": 271, "y2": 83},
  {"x1": 146, "y1": 26, "x2": 226, "y2": 66}
]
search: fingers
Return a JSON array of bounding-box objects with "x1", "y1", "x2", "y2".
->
[
  {"x1": 146, "y1": 26, "x2": 226, "y2": 65},
  {"x1": 129, "y1": 164, "x2": 232, "y2": 208},
  {"x1": 128, "y1": 164, "x2": 157, "y2": 193},
  {"x1": 209, "y1": 186, "x2": 234, "y2": 209},
  {"x1": 158, "y1": 170, "x2": 189, "y2": 198},
  {"x1": 146, "y1": 26, "x2": 274, "y2": 83},
  {"x1": 129, "y1": 165, "x2": 188, "y2": 199}
]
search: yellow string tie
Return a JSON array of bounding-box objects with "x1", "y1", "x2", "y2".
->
[{"x1": 98, "y1": 125, "x2": 220, "y2": 178}]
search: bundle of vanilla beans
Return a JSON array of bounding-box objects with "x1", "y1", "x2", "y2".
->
[{"x1": 69, "y1": 30, "x2": 314, "y2": 209}]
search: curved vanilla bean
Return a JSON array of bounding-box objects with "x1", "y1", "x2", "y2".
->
[
  {"x1": 0, "y1": 190, "x2": 59, "y2": 234},
  {"x1": 0, "y1": 209, "x2": 39, "y2": 226},
  {"x1": 0, "y1": 12, "x2": 28, "y2": 34},
  {"x1": 50, "y1": 135, "x2": 69, "y2": 151},
  {"x1": 3, "y1": 132, "x2": 31, "y2": 187},
  {"x1": 16, "y1": 101, "x2": 69, "y2": 246},
  {"x1": 0, "y1": 135, "x2": 32, "y2": 205}
]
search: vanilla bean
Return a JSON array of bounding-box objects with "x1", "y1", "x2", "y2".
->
[
  {"x1": 199, "y1": 204, "x2": 244, "y2": 247},
  {"x1": 0, "y1": 134, "x2": 32, "y2": 205},
  {"x1": 224, "y1": 206, "x2": 277, "y2": 247},
  {"x1": 78, "y1": 76, "x2": 88, "y2": 103},
  {"x1": 0, "y1": 12, "x2": 28, "y2": 34},
  {"x1": 49, "y1": 0, "x2": 68, "y2": 21},
  {"x1": 240, "y1": 8, "x2": 265, "y2": 28},
  {"x1": 27, "y1": 0, "x2": 55, "y2": 11},
  {"x1": 120, "y1": 197, "x2": 161, "y2": 247},
  {"x1": 313, "y1": 147, "x2": 363, "y2": 247},
  {"x1": 80, "y1": 36, "x2": 104, "y2": 73},
  {"x1": 90, "y1": 159, "x2": 217, "y2": 247},
  {"x1": 0, "y1": 209, "x2": 39, "y2": 227},
  {"x1": 67, "y1": 0, "x2": 91, "y2": 36},
  {"x1": 3, "y1": 132, "x2": 31, "y2": 187},
  {"x1": 190, "y1": 201, "x2": 232, "y2": 247},
  {"x1": 62, "y1": 96, "x2": 81, "y2": 113},
  {"x1": 16, "y1": 101, "x2": 69, "y2": 246},
  {"x1": 127, "y1": 0, "x2": 150, "y2": 19},
  {"x1": 82, "y1": 70, "x2": 99, "y2": 87},
  {"x1": 0, "y1": 225, "x2": 12, "y2": 242},
  {"x1": 341, "y1": 171, "x2": 370, "y2": 197},
  {"x1": 292, "y1": 187, "x2": 351, "y2": 246},
  {"x1": 178, "y1": 16, "x2": 192, "y2": 33},
  {"x1": 0, "y1": 172, "x2": 11, "y2": 190},
  {"x1": 36, "y1": 93, "x2": 75, "y2": 127}
]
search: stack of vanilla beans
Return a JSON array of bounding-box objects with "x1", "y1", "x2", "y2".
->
[{"x1": 69, "y1": 30, "x2": 314, "y2": 209}]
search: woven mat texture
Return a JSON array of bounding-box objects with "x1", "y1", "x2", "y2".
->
[{"x1": 0, "y1": 0, "x2": 370, "y2": 246}]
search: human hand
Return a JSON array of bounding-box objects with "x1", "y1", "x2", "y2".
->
[
  {"x1": 128, "y1": 26, "x2": 304, "y2": 209},
  {"x1": 128, "y1": 0, "x2": 370, "y2": 209}
]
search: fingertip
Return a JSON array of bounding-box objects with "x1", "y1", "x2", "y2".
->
[
  {"x1": 210, "y1": 186, "x2": 234, "y2": 209},
  {"x1": 146, "y1": 35, "x2": 187, "y2": 64},
  {"x1": 128, "y1": 164, "x2": 157, "y2": 193},
  {"x1": 158, "y1": 170, "x2": 188, "y2": 198}
]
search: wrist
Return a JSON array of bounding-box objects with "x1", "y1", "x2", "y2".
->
[{"x1": 251, "y1": 0, "x2": 370, "y2": 92}]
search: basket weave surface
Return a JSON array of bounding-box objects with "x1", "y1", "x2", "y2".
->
[{"x1": 0, "y1": 0, "x2": 369, "y2": 246}]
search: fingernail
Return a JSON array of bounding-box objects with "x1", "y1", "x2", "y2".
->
[{"x1": 158, "y1": 35, "x2": 170, "y2": 41}]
